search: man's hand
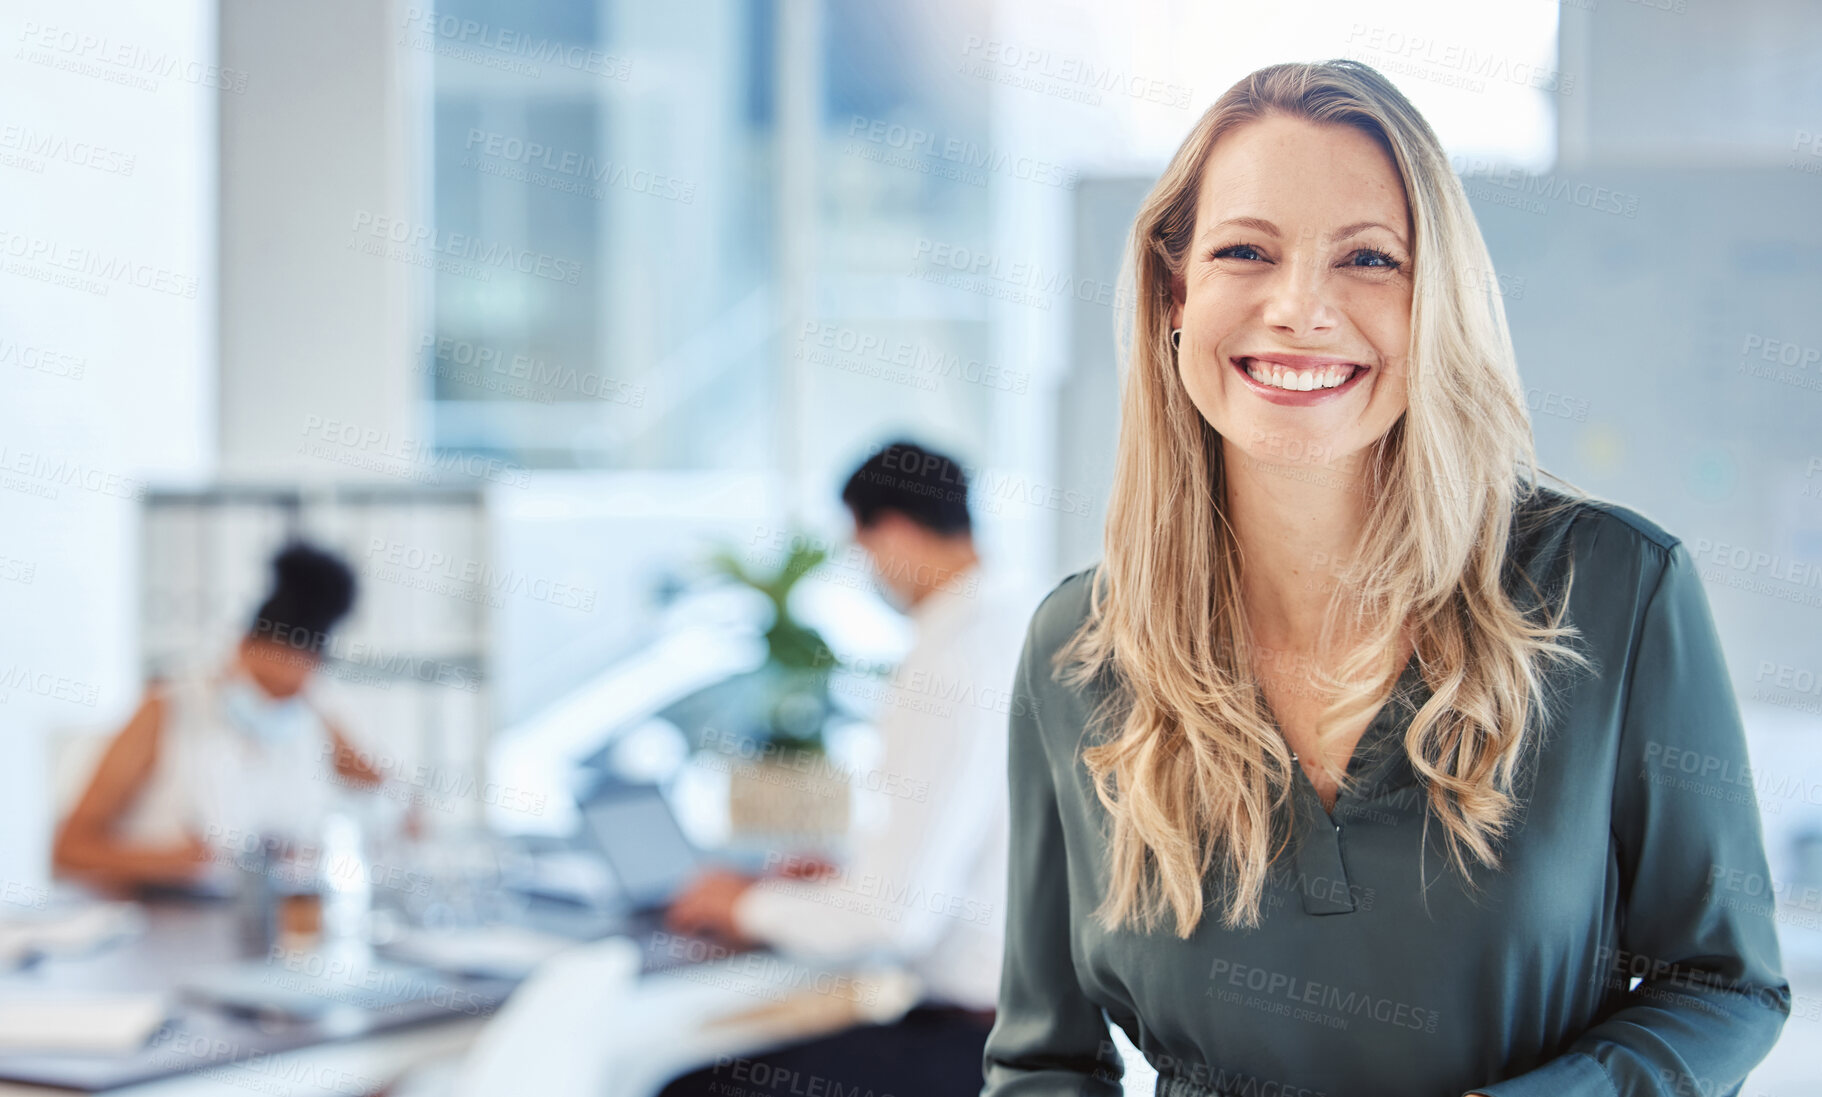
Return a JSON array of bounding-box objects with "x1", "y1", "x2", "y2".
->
[
  {"x1": 772, "y1": 854, "x2": 837, "y2": 881},
  {"x1": 664, "y1": 868, "x2": 762, "y2": 947}
]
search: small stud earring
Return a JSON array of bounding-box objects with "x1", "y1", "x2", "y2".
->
[{"x1": 1170, "y1": 328, "x2": 1182, "y2": 350}]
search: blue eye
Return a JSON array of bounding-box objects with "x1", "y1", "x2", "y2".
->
[
  {"x1": 1210, "y1": 243, "x2": 1404, "y2": 271},
  {"x1": 1349, "y1": 249, "x2": 1401, "y2": 270}
]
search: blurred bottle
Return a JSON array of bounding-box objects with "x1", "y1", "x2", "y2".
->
[
  {"x1": 317, "y1": 810, "x2": 372, "y2": 943},
  {"x1": 230, "y1": 834, "x2": 282, "y2": 956}
]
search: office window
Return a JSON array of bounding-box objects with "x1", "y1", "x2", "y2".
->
[{"x1": 424, "y1": 0, "x2": 1008, "y2": 476}]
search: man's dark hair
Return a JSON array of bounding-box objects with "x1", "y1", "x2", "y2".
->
[
  {"x1": 247, "y1": 540, "x2": 358, "y2": 652},
  {"x1": 841, "y1": 440, "x2": 972, "y2": 537}
]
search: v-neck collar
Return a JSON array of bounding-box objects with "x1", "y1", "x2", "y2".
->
[
  {"x1": 1273, "y1": 648, "x2": 1428, "y2": 813},
  {"x1": 1338, "y1": 649, "x2": 1427, "y2": 797},
  {"x1": 1281, "y1": 650, "x2": 1429, "y2": 916}
]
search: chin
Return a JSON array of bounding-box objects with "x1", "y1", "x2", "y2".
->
[{"x1": 1227, "y1": 422, "x2": 1375, "y2": 474}]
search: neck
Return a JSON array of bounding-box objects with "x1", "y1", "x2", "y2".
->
[
  {"x1": 907, "y1": 540, "x2": 980, "y2": 608},
  {"x1": 1223, "y1": 442, "x2": 1373, "y2": 654}
]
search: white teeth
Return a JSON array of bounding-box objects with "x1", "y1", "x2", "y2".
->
[{"x1": 1244, "y1": 359, "x2": 1355, "y2": 392}]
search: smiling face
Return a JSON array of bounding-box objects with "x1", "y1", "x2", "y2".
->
[{"x1": 1171, "y1": 113, "x2": 1415, "y2": 472}]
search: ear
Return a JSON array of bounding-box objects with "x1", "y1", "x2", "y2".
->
[
  {"x1": 873, "y1": 510, "x2": 918, "y2": 541},
  {"x1": 1167, "y1": 266, "x2": 1186, "y2": 332}
]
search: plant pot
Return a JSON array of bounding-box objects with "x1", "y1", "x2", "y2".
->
[{"x1": 727, "y1": 752, "x2": 851, "y2": 838}]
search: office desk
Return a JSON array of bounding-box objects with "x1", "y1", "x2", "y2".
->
[
  {"x1": 0, "y1": 1022, "x2": 488, "y2": 1097},
  {"x1": 439, "y1": 941, "x2": 1818, "y2": 1097},
  {"x1": 418, "y1": 935, "x2": 921, "y2": 1097},
  {"x1": 0, "y1": 897, "x2": 515, "y2": 1095}
]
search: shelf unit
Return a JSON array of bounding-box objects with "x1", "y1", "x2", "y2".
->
[{"x1": 139, "y1": 483, "x2": 494, "y2": 828}]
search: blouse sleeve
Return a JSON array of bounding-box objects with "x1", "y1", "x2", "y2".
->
[
  {"x1": 981, "y1": 609, "x2": 1125, "y2": 1095},
  {"x1": 1474, "y1": 539, "x2": 1791, "y2": 1096}
]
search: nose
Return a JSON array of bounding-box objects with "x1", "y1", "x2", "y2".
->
[{"x1": 1259, "y1": 256, "x2": 1339, "y2": 338}]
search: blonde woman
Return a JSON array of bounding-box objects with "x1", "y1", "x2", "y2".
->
[{"x1": 983, "y1": 61, "x2": 1788, "y2": 1097}]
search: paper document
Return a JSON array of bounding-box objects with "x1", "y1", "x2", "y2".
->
[{"x1": 0, "y1": 993, "x2": 169, "y2": 1054}]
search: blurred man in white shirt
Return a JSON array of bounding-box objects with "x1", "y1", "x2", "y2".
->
[{"x1": 662, "y1": 440, "x2": 1039, "y2": 1097}]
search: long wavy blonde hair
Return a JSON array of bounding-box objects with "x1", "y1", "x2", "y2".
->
[{"x1": 1060, "y1": 59, "x2": 1592, "y2": 937}]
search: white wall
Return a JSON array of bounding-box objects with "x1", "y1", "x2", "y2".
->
[
  {"x1": 1558, "y1": 0, "x2": 1822, "y2": 170},
  {"x1": 0, "y1": 0, "x2": 216, "y2": 894},
  {"x1": 217, "y1": 0, "x2": 427, "y2": 478}
]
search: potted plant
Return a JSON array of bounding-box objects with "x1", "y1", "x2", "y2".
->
[{"x1": 707, "y1": 538, "x2": 851, "y2": 838}]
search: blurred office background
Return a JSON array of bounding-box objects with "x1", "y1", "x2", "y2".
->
[{"x1": 2, "y1": 0, "x2": 1820, "y2": 1093}]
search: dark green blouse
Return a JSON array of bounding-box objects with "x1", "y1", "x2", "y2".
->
[{"x1": 982, "y1": 486, "x2": 1790, "y2": 1097}]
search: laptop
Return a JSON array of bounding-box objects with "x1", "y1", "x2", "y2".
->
[
  {"x1": 580, "y1": 782, "x2": 704, "y2": 913},
  {"x1": 577, "y1": 782, "x2": 756, "y2": 972}
]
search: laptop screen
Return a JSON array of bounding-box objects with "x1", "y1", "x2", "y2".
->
[{"x1": 580, "y1": 784, "x2": 701, "y2": 910}]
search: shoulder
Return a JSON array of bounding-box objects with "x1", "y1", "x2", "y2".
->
[
  {"x1": 137, "y1": 668, "x2": 214, "y2": 730},
  {"x1": 122, "y1": 684, "x2": 172, "y2": 740},
  {"x1": 1509, "y1": 482, "x2": 1683, "y2": 592},
  {"x1": 1558, "y1": 492, "x2": 1679, "y2": 554},
  {"x1": 1018, "y1": 566, "x2": 1101, "y2": 676},
  {"x1": 96, "y1": 684, "x2": 174, "y2": 773},
  {"x1": 152, "y1": 665, "x2": 216, "y2": 723}
]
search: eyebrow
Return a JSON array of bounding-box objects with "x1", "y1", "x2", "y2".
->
[{"x1": 1204, "y1": 217, "x2": 1408, "y2": 247}]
